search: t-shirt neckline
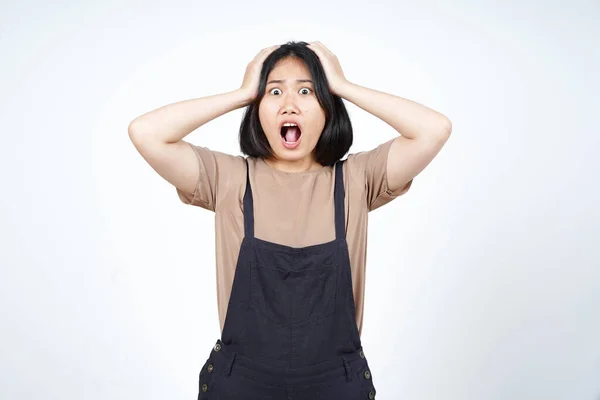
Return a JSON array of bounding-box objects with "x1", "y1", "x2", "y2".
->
[{"x1": 257, "y1": 157, "x2": 331, "y2": 176}]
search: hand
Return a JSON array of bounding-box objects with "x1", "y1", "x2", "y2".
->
[
  {"x1": 307, "y1": 41, "x2": 349, "y2": 96},
  {"x1": 240, "y1": 45, "x2": 280, "y2": 103}
]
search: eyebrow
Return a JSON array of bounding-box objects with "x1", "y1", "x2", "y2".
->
[{"x1": 267, "y1": 79, "x2": 314, "y2": 85}]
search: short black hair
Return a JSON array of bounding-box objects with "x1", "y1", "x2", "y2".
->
[{"x1": 239, "y1": 41, "x2": 353, "y2": 166}]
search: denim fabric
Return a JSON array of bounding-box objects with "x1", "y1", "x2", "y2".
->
[{"x1": 197, "y1": 159, "x2": 377, "y2": 400}]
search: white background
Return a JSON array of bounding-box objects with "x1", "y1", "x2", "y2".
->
[{"x1": 1, "y1": 0, "x2": 599, "y2": 399}]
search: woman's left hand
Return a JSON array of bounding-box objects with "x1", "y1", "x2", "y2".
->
[{"x1": 307, "y1": 42, "x2": 349, "y2": 96}]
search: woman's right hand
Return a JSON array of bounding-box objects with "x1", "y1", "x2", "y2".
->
[{"x1": 239, "y1": 45, "x2": 280, "y2": 103}]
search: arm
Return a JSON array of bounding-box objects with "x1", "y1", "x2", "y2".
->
[
  {"x1": 128, "y1": 90, "x2": 252, "y2": 144},
  {"x1": 305, "y1": 41, "x2": 452, "y2": 193},
  {"x1": 127, "y1": 89, "x2": 252, "y2": 194},
  {"x1": 336, "y1": 81, "x2": 452, "y2": 192},
  {"x1": 128, "y1": 45, "x2": 279, "y2": 195}
]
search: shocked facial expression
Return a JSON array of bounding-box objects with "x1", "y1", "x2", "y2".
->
[{"x1": 258, "y1": 57, "x2": 326, "y2": 162}]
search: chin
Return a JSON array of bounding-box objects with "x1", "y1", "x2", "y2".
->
[{"x1": 272, "y1": 149, "x2": 310, "y2": 161}]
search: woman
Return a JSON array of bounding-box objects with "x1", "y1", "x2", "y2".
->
[{"x1": 129, "y1": 40, "x2": 451, "y2": 400}]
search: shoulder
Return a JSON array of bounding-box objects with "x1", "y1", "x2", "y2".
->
[
  {"x1": 344, "y1": 138, "x2": 395, "y2": 185},
  {"x1": 344, "y1": 138, "x2": 411, "y2": 211},
  {"x1": 181, "y1": 144, "x2": 247, "y2": 211},
  {"x1": 345, "y1": 138, "x2": 395, "y2": 168},
  {"x1": 187, "y1": 143, "x2": 246, "y2": 172}
]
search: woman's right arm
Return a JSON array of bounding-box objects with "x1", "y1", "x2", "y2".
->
[
  {"x1": 128, "y1": 45, "x2": 279, "y2": 195},
  {"x1": 127, "y1": 89, "x2": 252, "y2": 194}
]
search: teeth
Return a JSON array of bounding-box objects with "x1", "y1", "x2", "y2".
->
[{"x1": 282, "y1": 123, "x2": 298, "y2": 127}]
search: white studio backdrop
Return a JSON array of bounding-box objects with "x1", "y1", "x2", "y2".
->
[{"x1": 1, "y1": 0, "x2": 599, "y2": 399}]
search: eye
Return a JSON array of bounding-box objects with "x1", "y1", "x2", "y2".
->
[{"x1": 268, "y1": 87, "x2": 313, "y2": 95}]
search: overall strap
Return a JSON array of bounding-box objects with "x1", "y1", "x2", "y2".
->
[
  {"x1": 243, "y1": 158, "x2": 255, "y2": 238},
  {"x1": 334, "y1": 159, "x2": 346, "y2": 240}
]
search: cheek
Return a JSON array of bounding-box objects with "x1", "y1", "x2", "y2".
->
[
  {"x1": 258, "y1": 107, "x2": 277, "y2": 133},
  {"x1": 305, "y1": 112, "x2": 326, "y2": 135}
]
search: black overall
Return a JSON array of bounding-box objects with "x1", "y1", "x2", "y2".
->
[{"x1": 197, "y1": 159, "x2": 377, "y2": 400}]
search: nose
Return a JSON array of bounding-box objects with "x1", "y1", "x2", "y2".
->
[
  {"x1": 280, "y1": 104, "x2": 298, "y2": 114},
  {"x1": 279, "y1": 92, "x2": 299, "y2": 114}
]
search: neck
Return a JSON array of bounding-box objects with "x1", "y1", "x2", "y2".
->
[{"x1": 263, "y1": 155, "x2": 323, "y2": 173}]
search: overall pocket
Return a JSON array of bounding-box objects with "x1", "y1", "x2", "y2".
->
[{"x1": 250, "y1": 260, "x2": 339, "y2": 325}]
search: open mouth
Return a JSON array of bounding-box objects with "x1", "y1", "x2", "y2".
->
[{"x1": 280, "y1": 125, "x2": 302, "y2": 143}]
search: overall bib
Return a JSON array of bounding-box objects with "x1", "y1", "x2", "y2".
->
[{"x1": 197, "y1": 159, "x2": 377, "y2": 400}]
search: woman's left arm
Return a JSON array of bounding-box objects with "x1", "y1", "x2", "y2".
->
[
  {"x1": 337, "y1": 81, "x2": 452, "y2": 192},
  {"x1": 308, "y1": 42, "x2": 452, "y2": 192}
]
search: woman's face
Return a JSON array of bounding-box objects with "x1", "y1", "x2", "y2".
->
[{"x1": 258, "y1": 57, "x2": 326, "y2": 164}]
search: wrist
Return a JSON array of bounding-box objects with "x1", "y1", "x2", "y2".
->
[
  {"x1": 236, "y1": 88, "x2": 255, "y2": 107},
  {"x1": 334, "y1": 80, "x2": 353, "y2": 98}
]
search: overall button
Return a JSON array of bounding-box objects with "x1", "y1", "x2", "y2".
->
[
  {"x1": 214, "y1": 343, "x2": 221, "y2": 352},
  {"x1": 201, "y1": 383, "x2": 208, "y2": 392},
  {"x1": 207, "y1": 363, "x2": 214, "y2": 373},
  {"x1": 368, "y1": 389, "x2": 376, "y2": 399},
  {"x1": 364, "y1": 370, "x2": 371, "y2": 379},
  {"x1": 359, "y1": 350, "x2": 365, "y2": 359}
]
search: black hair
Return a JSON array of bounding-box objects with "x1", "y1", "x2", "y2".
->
[{"x1": 238, "y1": 41, "x2": 353, "y2": 166}]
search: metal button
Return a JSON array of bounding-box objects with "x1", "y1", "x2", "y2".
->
[
  {"x1": 201, "y1": 383, "x2": 208, "y2": 392},
  {"x1": 368, "y1": 389, "x2": 376, "y2": 399},
  {"x1": 214, "y1": 343, "x2": 221, "y2": 352},
  {"x1": 364, "y1": 370, "x2": 371, "y2": 379},
  {"x1": 359, "y1": 350, "x2": 365, "y2": 359},
  {"x1": 207, "y1": 363, "x2": 214, "y2": 373}
]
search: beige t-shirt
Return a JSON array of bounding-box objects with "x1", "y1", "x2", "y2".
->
[{"x1": 176, "y1": 137, "x2": 412, "y2": 337}]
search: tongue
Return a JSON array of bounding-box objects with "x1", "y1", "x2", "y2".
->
[{"x1": 284, "y1": 127, "x2": 300, "y2": 142}]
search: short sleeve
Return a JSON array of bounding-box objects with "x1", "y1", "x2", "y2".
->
[
  {"x1": 346, "y1": 138, "x2": 413, "y2": 212},
  {"x1": 175, "y1": 142, "x2": 243, "y2": 212}
]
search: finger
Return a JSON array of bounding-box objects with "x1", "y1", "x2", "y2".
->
[
  {"x1": 307, "y1": 42, "x2": 320, "y2": 54},
  {"x1": 254, "y1": 49, "x2": 268, "y2": 59},
  {"x1": 309, "y1": 42, "x2": 330, "y2": 56},
  {"x1": 263, "y1": 45, "x2": 279, "y2": 55},
  {"x1": 260, "y1": 45, "x2": 277, "y2": 53},
  {"x1": 317, "y1": 42, "x2": 334, "y2": 55},
  {"x1": 255, "y1": 45, "x2": 278, "y2": 60}
]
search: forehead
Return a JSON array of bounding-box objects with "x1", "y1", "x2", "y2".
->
[{"x1": 267, "y1": 58, "x2": 311, "y2": 82}]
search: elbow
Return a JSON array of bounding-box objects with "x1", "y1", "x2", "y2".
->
[
  {"x1": 434, "y1": 117, "x2": 452, "y2": 141},
  {"x1": 440, "y1": 117, "x2": 452, "y2": 136},
  {"x1": 128, "y1": 118, "x2": 146, "y2": 141},
  {"x1": 128, "y1": 118, "x2": 140, "y2": 136}
]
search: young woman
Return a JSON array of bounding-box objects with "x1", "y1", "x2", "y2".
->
[{"x1": 129, "y1": 41, "x2": 451, "y2": 400}]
